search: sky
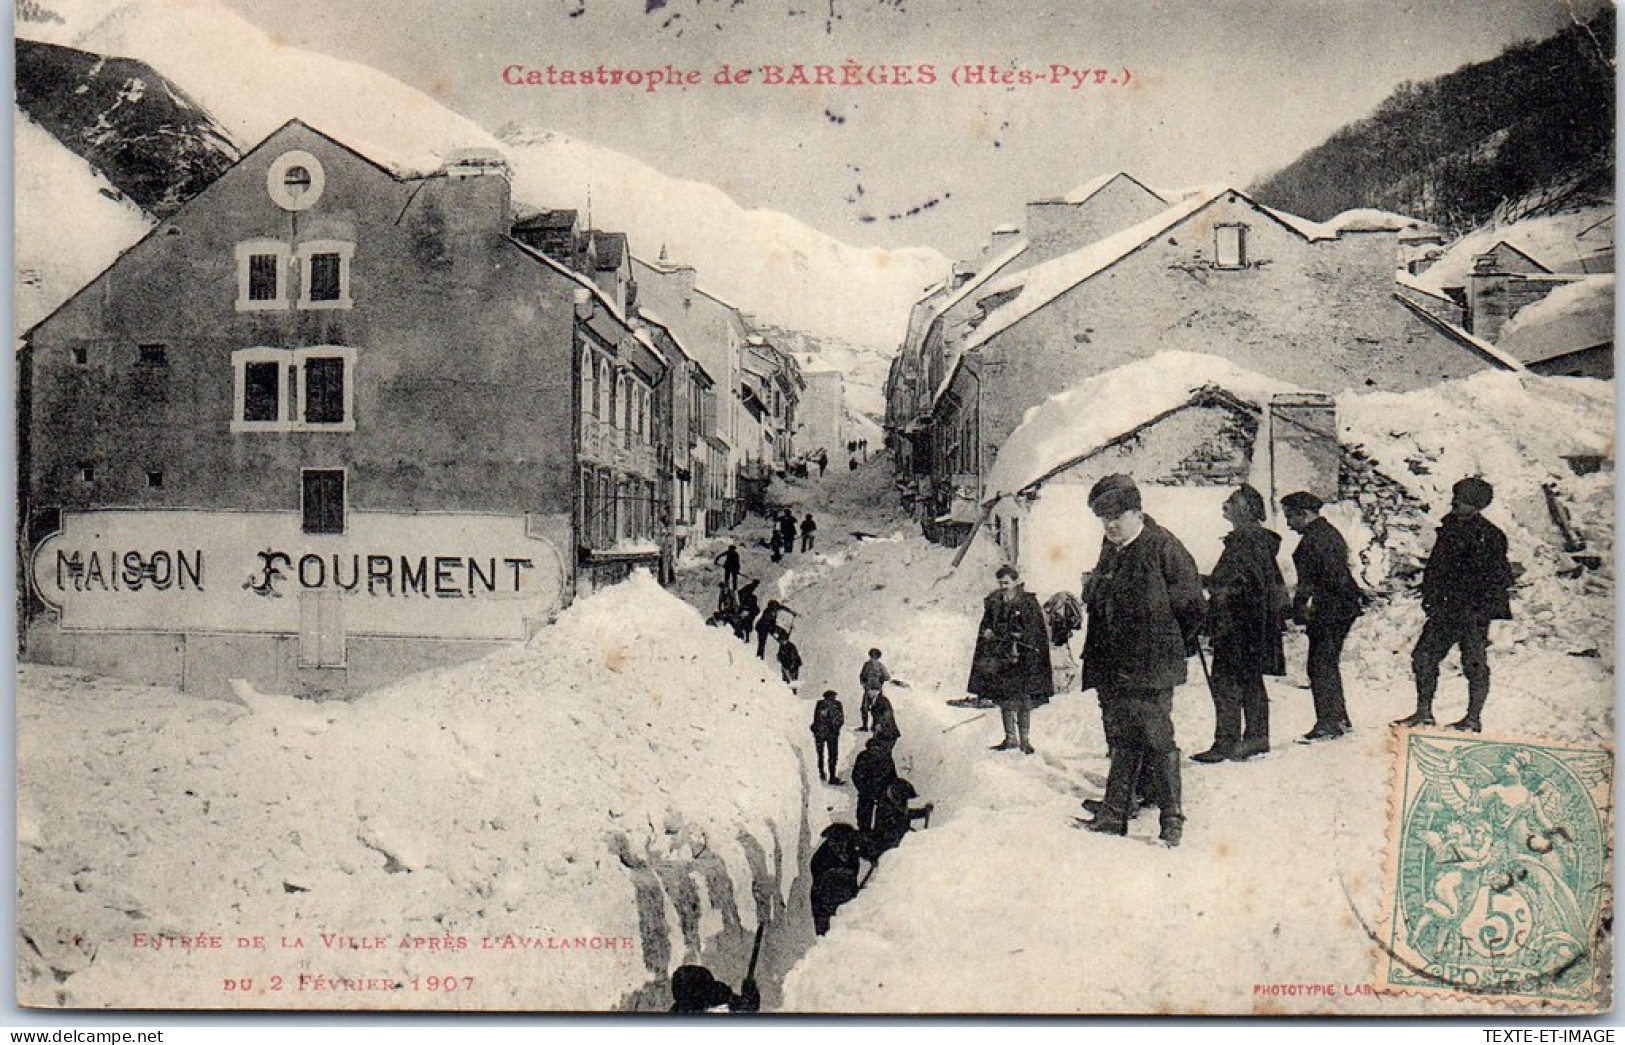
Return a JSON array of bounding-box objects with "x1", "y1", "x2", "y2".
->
[{"x1": 215, "y1": 0, "x2": 1600, "y2": 259}]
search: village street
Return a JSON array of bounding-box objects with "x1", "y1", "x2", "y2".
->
[{"x1": 21, "y1": 415, "x2": 1609, "y2": 1014}]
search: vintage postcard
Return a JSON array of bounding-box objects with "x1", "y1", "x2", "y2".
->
[{"x1": 12, "y1": 0, "x2": 1615, "y2": 1016}]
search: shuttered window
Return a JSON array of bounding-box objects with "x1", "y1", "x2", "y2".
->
[{"x1": 302, "y1": 469, "x2": 346, "y2": 535}]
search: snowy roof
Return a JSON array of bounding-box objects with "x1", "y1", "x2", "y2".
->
[
  {"x1": 1058, "y1": 171, "x2": 1166, "y2": 207},
  {"x1": 1391, "y1": 294, "x2": 1526, "y2": 372},
  {"x1": 507, "y1": 237, "x2": 661, "y2": 361},
  {"x1": 982, "y1": 351, "x2": 1305, "y2": 501},
  {"x1": 964, "y1": 187, "x2": 1234, "y2": 354},
  {"x1": 1496, "y1": 276, "x2": 1615, "y2": 365},
  {"x1": 1321, "y1": 208, "x2": 1420, "y2": 233},
  {"x1": 936, "y1": 236, "x2": 1030, "y2": 318},
  {"x1": 1396, "y1": 269, "x2": 1455, "y2": 303}
]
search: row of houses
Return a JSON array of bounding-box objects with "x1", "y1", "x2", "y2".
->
[
  {"x1": 18, "y1": 119, "x2": 833, "y2": 697},
  {"x1": 884, "y1": 172, "x2": 1611, "y2": 545}
]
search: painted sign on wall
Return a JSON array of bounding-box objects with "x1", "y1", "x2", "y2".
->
[{"x1": 31, "y1": 510, "x2": 566, "y2": 641}]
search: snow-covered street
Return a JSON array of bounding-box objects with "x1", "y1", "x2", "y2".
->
[{"x1": 20, "y1": 398, "x2": 1613, "y2": 1013}]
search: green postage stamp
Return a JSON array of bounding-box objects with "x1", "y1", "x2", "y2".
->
[{"x1": 1380, "y1": 732, "x2": 1613, "y2": 1008}]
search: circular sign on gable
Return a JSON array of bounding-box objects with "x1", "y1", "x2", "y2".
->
[{"x1": 266, "y1": 150, "x2": 326, "y2": 212}]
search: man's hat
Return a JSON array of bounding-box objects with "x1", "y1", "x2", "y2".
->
[
  {"x1": 1452, "y1": 476, "x2": 1494, "y2": 509},
  {"x1": 1280, "y1": 491, "x2": 1323, "y2": 513},
  {"x1": 1088, "y1": 474, "x2": 1142, "y2": 518},
  {"x1": 671, "y1": 965, "x2": 732, "y2": 1012}
]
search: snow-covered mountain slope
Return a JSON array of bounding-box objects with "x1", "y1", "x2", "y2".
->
[
  {"x1": 14, "y1": 107, "x2": 155, "y2": 335},
  {"x1": 17, "y1": 39, "x2": 238, "y2": 216},
  {"x1": 16, "y1": 0, "x2": 946, "y2": 351}
]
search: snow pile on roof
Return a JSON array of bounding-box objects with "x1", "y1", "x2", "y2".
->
[
  {"x1": 17, "y1": 572, "x2": 808, "y2": 1009},
  {"x1": 1412, "y1": 206, "x2": 1610, "y2": 293},
  {"x1": 14, "y1": 107, "x2": 155, "y2": 335},
  {"x1": 1321, "y1": 208, "x2": 1419, "y2": 233},
  {"x1": 1496, "y1": 275, "x2": 1614, "y2": 364},
  {"x1": 983, "y1": 351, "x2": 1303, "y2": 500}
]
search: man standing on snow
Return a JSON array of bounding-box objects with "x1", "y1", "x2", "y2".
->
[
  {"x1": 800, "y1": 513, "x2": 818, "y2": 553},
  {"x1": 967, "y1": 565, "x2": 1054, "y2": 754},
  {"x1": 1078, "y1": 474, "x2": 1205, "y2": 847},
  {"x1": 1193, "y1": 485, "x2": 1287, "y2": 763},
  {"x1": 1394, "y1": 477, "x2": 1514, "y2": 733},
  {"x1": 1281, "y1": 492, "x2": 1364, "y2": 740},
  {"x1": 713, "y1": 543, "x2": 741, "y2": 591}
]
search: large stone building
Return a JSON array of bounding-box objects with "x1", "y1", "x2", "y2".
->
[
  {"x1": 18, "y1": 120, "x2": 677, "y2": 696},
  {"x1": 889, "y1": 180, "x2": 1521, "y2": 535}
]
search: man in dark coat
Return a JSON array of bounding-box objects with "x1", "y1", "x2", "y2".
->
[
  {"x1": 1282, "y1": 491, "x2": 1364, "y2": 740},
  {"x1": 713, "y1": 543, "x2": 741, "y2": 590},
  {"x1": 1193, "y1": 485, "x2": 1287, "y2": 763},
  {"x1": 777, "y1": 510, "x2": 798, "y2": 556},
  {"x1": 810, "y1": 823, "x2": 865, "y2": 935},
  {"x1": 1394, "y1": 477, "x2": 1514, "y2": 733},
  {"x1": 967, "y1": 565, "x2": 1054, "y2": 754},
  {"x1": 851, "y1": 733, "x2": 898, "y2": 832},
  {"x1": 733, "y1": 580, "x2": 761, "y2": 642},
  {"x1": 800, "y1": 513, "x2": 818, "y2": 552},
  {"x1": 1078, "y1": 474, "x2": 1205, "y2": 847}
]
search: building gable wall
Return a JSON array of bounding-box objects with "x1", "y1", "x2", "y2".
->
[
  {"x1": 25, "y1": 123, "x2": 578, "y2": 526},
  {"x1": 972, "y1": 193, "x2": 1493, "y2": 458}
]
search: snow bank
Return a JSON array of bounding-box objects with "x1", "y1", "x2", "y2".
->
[{"x1": 17, "y1": 572, "x2": 810, "y2": 1010}]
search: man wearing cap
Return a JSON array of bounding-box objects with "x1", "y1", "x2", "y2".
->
[
  {"x1": 1281, "y1": 492, "x2": 1365, "y2": 742},
  {"x1": 1193, "y1": 484, "x2": 1287, "y2": 763},
  {"x1": 1394, "y1": 477, "x2": 1514, "y2": 733},
  {"x1": 1078, "y1": 474, "x2": 1206, "y2": 847}
]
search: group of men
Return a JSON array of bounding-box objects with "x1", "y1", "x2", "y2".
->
[{"x1": 974, "y1": 472, "x2": 1515, "y2": 849}]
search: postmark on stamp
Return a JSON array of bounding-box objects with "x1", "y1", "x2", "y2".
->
[{"x1": 1378, "y1": 732, "x2": 1613, "y2": 1008}]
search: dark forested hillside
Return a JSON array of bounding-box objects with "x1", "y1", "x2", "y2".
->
[
  {"x1": 1251, "y1": 9, "x2": 1614, "y2": 232},
  {"x1": 16, "y1": 39, "x2": 239, "y2": 216}
]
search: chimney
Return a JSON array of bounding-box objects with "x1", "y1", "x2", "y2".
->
[
  {"x1": 1268, "y1": 393, "x2": 1339, "y2": 505},
  {"x1": 1024, "y1": 199, "x2": 1080, "y2": 258},
  {"x1": 431, "y1": 148, "x2": 513, "y2": 238}
]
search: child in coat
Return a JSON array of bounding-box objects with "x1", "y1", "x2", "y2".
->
[{"x1": 858, "y1": 648, "x2": 891, "y2": 732}]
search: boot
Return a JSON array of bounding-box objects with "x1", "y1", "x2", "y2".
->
[
  {"x1": 1155, "y1": 751, "x2": 1185, "y2": 848},
  {"x1": 1450, "y1": 679, "x2": 1488, "y2": 733},
  {"x1": 1191, "y1": 743, "x2": 1236, "y2": 764},
  {"x1": 1083, "y1": 749, "x2": 1140, "y2": 835},
  {"x1": 1230, "y1": 737, "x2": 1270, "y2": 761},
  {"x1": 1392, "y1": 710, "x2": 1435, "y2": 728}
]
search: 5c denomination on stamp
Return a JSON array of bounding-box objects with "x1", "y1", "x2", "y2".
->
[{"x1": 1379, "y1": 732, "x2": 1613, "y2": 1008}]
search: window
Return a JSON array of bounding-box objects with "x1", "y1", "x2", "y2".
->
[
  {"x1": 1215, "y1": 224, "x2": 1248, "y2": 269},
  {"x1": 71, "y1": 347, "x2": 88, "y2": 366},
  {"x1": 302, "y1": 469, "x2": 346, "y2": 535},
  {"x1": 77, "y1": 463, "x2": 94, "y2": 483},
  {"x1": 233, "y1": 346, "x2": 356, "y2": 432},
  {"x1": 266, "y1": 150, "x2": 326, "y2": 212},
  {"x1": 243, "y1": 360, "x2": 282, "y2": 422},
  {"x1": 146, "y1": 470, "x2": 164, "y2": 489},
  {"x1": 138, "y1": 343, "x2": 168, "y2": 366},
  {"x1": 297, "y1": 240, "x2": 354, "y2": 309},
  {"x1": 236, "y1": 239, "x2": 289, "y2": 311},
  {"x1": 580, "y1": 349, "x2": 595, "y2": 418},
  {"x1": 302, "y1": 356, "x2": 347, "y2": 424},
  {"x1": 309, "y1": 253, "x2": 342, "y2": 302}
]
